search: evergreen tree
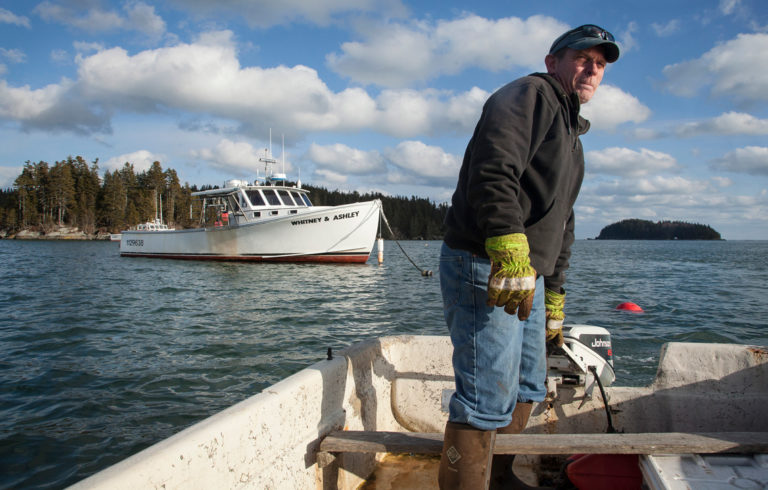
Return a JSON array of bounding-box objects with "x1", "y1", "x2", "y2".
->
[
  {"x1": 50, "y1": 160, "x2": 75, "y2": 227},
  {"x1": 98, "y1": 170, "x2": 127, "y2": 232},
  {"x1": 14, "y1": 163, "x2": 38, "y2": 229}
]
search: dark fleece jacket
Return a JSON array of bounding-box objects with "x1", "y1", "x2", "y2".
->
[{"x1": 443, "y1": 73, "x2": 588, "y2": 293}]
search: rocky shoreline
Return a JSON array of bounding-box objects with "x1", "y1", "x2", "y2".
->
[{"x1": 1, "y1": 227, "x2": 113, "y2": 241}]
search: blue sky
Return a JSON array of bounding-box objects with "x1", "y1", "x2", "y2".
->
[{"x1": 0, "y1": 0, "x2": 766, "y2": 239}]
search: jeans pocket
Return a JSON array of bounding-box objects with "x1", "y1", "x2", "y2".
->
[{"x1": 439, "y1": 254, "x2": 463, "y2": 310}]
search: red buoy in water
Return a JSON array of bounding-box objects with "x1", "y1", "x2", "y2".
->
[{"x1": 616, "y1": 302, "x2": 643, "y2": 313}]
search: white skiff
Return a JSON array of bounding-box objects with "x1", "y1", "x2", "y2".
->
[{"x1": 70, "y1": 329, "x2": 768, "y2": 489}]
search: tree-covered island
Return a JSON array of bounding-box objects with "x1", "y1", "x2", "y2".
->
[
  {"x1": 0, "y1": 158, "x2": 448, "y2": 240},
  {"x1": 596, "y1": 219, "x2": 722, "y2": 240}
]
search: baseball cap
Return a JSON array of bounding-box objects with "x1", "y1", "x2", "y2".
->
[{"x1": 549, "y1": 24, "x2": 620, "y2": 63}]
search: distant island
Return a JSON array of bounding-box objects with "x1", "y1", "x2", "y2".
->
[{"x1": 596, "y1": 219, "x2": 722, "y2": 240}]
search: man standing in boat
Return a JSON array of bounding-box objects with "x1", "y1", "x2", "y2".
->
[{"x1": 438, "y1": 25, "x2": 620, "y2": 489}]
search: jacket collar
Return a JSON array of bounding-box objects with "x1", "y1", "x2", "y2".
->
[{"x1": 531, "y1": 73, "x2": 590, "y2": 136}]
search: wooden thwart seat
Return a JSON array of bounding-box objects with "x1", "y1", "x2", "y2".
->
[{"x1": 319, "y1": 430, "x2": 768, "y2": 458}]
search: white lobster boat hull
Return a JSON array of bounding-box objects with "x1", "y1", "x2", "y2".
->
[{"x1": 119, "y1": 200, "x2": 381, "y2": 263}]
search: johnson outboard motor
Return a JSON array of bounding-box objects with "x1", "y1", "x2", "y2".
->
[{"x1": 547, "y1": 325, "x2": 616, "y2": 398}]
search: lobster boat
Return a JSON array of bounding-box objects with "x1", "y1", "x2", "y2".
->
[{"x1": 119, "y1": 153, "x2": 381, "y2": 264}]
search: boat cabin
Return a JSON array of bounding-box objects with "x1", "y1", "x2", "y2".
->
[{"x1": 191, "y1": 177, "x2": 314, "y2": 227}]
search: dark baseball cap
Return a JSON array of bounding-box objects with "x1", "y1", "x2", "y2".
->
[{"x1": 549, "y1": 24, "x2": 620, "y2": 63}]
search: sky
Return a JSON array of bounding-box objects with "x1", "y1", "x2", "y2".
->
[{"x1": 0, "y1": 0, "x2": 767, "y2": 239}]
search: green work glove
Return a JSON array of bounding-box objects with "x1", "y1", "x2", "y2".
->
[
  {"x1": 485, "y1": 233, "x2": 536, "y2": 320},
  {"x1": 545, "y1": 288, "x2": 565, "y2": 348}
]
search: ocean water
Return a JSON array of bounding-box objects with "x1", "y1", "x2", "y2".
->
[{"x1": 0, "y1": 239, "x2": 766, "y2": 488}]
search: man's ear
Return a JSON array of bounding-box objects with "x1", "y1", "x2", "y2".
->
[{"x1": 544, "y1": 54, "x2": 557, "y2": 74}]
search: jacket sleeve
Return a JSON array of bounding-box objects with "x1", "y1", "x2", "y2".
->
[
  {"x1": 544, "y1": 208, "x2": 574, "y2": 293},
  {"x1": 465, "y1": 80, "x2": 559, "y2": 240}
]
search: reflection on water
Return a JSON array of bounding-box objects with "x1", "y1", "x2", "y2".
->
[{"x1": 0, "y1": 239, "x2": 766, "y2": 488}]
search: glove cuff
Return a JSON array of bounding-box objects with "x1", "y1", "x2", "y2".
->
[
  {"x1": 485, "y1": 234, "x2": 533, "y2": 277},
  {"x1": 545, "y1": 288, "x2": 566, "y2": 320},
  {"x1": 485, "y1": 233, "x2": 529, "y2": 255}
]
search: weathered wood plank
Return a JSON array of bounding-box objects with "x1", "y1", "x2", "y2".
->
[{"x1": 319, "y1": 431, "x2": 768, "y2": 455}]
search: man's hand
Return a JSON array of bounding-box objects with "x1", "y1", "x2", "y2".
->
[
  {"x1": 545, "y1": 288, "x2": 565, "y2": 348},
  {"x1": 485, "y1": 234, "x2": 536, "y2": 320}
]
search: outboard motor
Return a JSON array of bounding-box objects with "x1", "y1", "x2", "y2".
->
[{"x1": 548, "y1": 325, "x2": 616, "y2": 398}]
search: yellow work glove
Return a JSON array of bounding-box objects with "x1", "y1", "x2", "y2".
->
[
  {"x1": 485, "y1": 233, "x2": 536, "y2": 320},
  {"x1": 545, "y1": 288, "x2": 565, "y2": 348}
]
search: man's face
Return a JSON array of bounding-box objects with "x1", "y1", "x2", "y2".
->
[{"x1": 545, "y1": 46, "x2": 607, "y2": 104}]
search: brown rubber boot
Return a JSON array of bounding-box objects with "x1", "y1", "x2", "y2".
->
[
  {"x1": 438, "y1": 422, "x2": 496, "y2": 489},
  {"x1": 489, "y1": 402, "x2": 550, "y2": 490}
]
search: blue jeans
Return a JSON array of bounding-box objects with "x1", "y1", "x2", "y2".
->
[{"x1": 439, "y1": 242, "x2": 547, "y2": 431}]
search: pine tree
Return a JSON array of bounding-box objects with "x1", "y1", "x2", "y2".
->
[{"x1": 50, "y1": 160, "x2": 75, "y2": 227}]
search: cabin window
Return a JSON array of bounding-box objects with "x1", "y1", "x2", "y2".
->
[
  {"x1": 270, "y1": 210, "x2": 279, "y2": 216},
  {"x1": 290, "y1": 191, "x2": 306, "y2": 206},
  {"x1": 278, "y1": 190, "x2": 296, "y2": 206},
  {"x1": 301, "y1": 194, "x2": 313, "y2": 206},
  {"x1": 253, "y1": 211, "x2": 261, "y2": 218},
  {"x1": 264, "y1": 190, "x2": 281, "y2": 206},
  {"x1": 246, "y1": 190, "x2": 265, "y2": 206},
  {"x1": 290, "y1": 210, "x2": 297, "y2": 214}
]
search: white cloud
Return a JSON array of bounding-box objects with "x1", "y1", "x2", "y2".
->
[
  {"x1": 661, "y1": 33, "x2": 768, "y2": 105},
  {"x1": 0, "y1": 165, "x2": 23, "y2": 188},
  {"x1": 651, "y1": 20, "x2": 680, "y2": 37},
  {"x1": 0, "y1": 29, "x2": 490, "y2": 139},
  {"x1": 675, "y1": 112, "x2": 768, "y2": 137},
  {"x1": 0, "y1": 79, "x2": 110, "y2": 134},
  {"x1": 103, "y1": 150, "x2": 165, "y2": 173},
  {"x1": 711, "y1": 146, "x2": 768, "y2": 175},
  {"x1": 69, "y1": 31, "x2": 487, "y2": 138},
  {"x1": 586, "y1": 147, "x2": 679, "y2": 177},
  {"x1": 385, "y1": 140, "x2": 460, "y2": 182},
  {"x1": 189, "y1": 139, "x2": 285, "y2": 177},
  {"x1": 0, "y1": 7, "x2": 30, "y2": 27},
  {"x1": 168, "y1": 0, "x2": 408, "y2": 28},
  {"x1": 712, "y1": 176, "x2": 733, "y2": 187},
  {"x1": 581, "y1": 85, "x2": 652, "y2": 130},
  {"x1": 619, "y1": 21, "x2": 639, "y2": 54},
  {"x1": 327, "y1": 15, "x2": 569, "y2": 86},
  {"x1": 76, "y1": 31, "x2": 339, "y2": 126},
  {"x1": 628, "y1": 127, "x2": 663, "y2": 140},
  {"x1": 314, "y1": 168, "x2": 348, "y2": 184},
  {"x1": 374, "y1": 87, "x2": 488, "y2": 137},
  {"x1": 74, "y1": 41, "x2": 106, "y2": 54},
  {"x1": 0, "y1": 48, "x2": 26, "y2": 64},
  {"x1": 719, "y1": 0, "x2": 740, "y2": 15},
  {"x1": 307, "y1": 140, "x2": 460, "y2": 187},
  {"x1": 124, "y1": 2, "x2": 166, "y2": 38},
  {"x1": 306, "y1": 143, "x2": 385, "y2": 175},
  {"x1": 33, "y1": 1, "x2": 165, "y2": 38}
]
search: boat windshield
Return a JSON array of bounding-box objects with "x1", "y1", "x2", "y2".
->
[
  {"x1": 246, "y1": 190, "x2": 265, "y2": 206},
  {"x1": 300, "y1": 194, "x2": 312, "y2": 206},
  {"x1": 263, "y1": 189, "x2": 281, "y2": 206},
  {"x1": 278, "y1": 190, "x2": 295, "y2": 206},
  {"x1": 290, "y1": 191, "x2": 307, "y2": 207}
]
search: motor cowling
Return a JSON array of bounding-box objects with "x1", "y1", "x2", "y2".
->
[
  {"x1": 548, "y1": 324, "x2": 615, "y2": 388},
  {"x1": 565, "y1": 325, "x2": 613, "y2": 367}
]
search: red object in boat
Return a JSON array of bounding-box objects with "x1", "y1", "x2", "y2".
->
[
  {"x1": 616, "y1": 302, "x2": 643, "y2": 312},
  {"x1": 566, "y1": 454, "x2": 643, "y2": 490}
]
